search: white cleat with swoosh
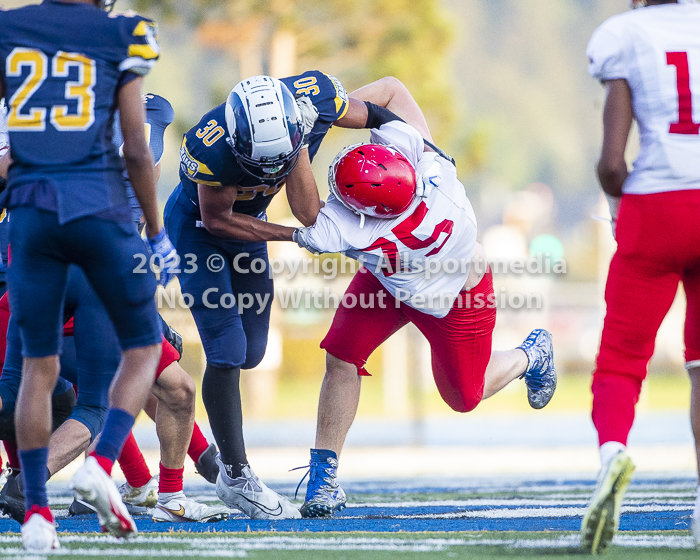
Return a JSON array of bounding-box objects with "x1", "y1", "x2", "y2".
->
[
  {"x1": 215, "y1": 459, "x2": 300, "y2": 520},
  {"x1": 152, "y1": 491, "x2": 229, "y2": 523}
]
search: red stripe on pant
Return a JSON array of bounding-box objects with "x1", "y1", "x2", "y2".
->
[{"x1": 593, "y1": 190, "x2": 700, "y2": 445}]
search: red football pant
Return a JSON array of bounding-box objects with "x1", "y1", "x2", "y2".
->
[
  {"x1": 322, "y1": 268, "x2": 496, "y2": 413},
  {"x1": 593, "y1": 191, "x2": 700, "y2": 446}
]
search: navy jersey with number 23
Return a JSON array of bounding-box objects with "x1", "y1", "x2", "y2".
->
[{"x1": 0, "y1": 0, "x2": 160, "y2": 224}]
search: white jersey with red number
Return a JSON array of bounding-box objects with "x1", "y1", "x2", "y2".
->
[
  {"x1": 587, "y1": 2, "x2": 700, "y2": 194},
  {"x1": 305, "y1": 121, "x2": 478, "y2": 318}
]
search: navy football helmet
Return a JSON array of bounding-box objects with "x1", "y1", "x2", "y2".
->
[{"x1": 225, "y1": 76, "x2": 304, "y2": 184}]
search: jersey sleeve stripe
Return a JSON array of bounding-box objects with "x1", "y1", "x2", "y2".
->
[
  {"x1": 132, "y1": 20, "x2": 151, "y2": 37},
  {"x1": 119, "y1": 57, "x2": 156, "y2": 75},
  {"x1": 336, "y1": 98, "x2": 349, "y2": 120},
  {"x1": 192, "y1": 178, "x2": 223, "y2": 187},
  {"x1": 127, "y1": 43, "x2": 159, "y2": 61}
]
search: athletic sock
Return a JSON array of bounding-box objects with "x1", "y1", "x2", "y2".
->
[
  {"x1": 18, "y1": 447, "x2": 49, "y2": 510},
  {"x1": 158, "y1": 490, "x2": 186, "y2": 505},
  {"x1": 117, "y1": 431, "x2": 152, "y2": 488},
  {"x1": 4, "y1": 440, "x2": 19, "y2": 469},
  {"x1": 311, "y1": 448, "x2": 337, "y2": 463},
  {"x1": 92, "y1": 408, "x2": 136, "y2": 475},
  {"x1": 24, "y1": 504, "x2": 54, "y2": 524},
  {"x1": 159, "y1": 463, "x2": 184, "y2": 494},
  {"x1": 599, "y1": 441, "x2": 626, "y2": 469},
  {"x1": 201, "y1": 364, "x2": 247, "y2": 466},
  {"x1": 223, "y1": 462, "x2": 248, "y2": 480},
  {"x1": 187, "y1": 422, "x2": 210, "y2": 463}
]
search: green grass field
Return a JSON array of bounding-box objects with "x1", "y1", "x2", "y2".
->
[{"x1": 0, "y1": 531, "x2": 695, "y2": 559}]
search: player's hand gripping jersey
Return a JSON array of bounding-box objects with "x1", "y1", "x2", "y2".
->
[
  {"x1": 0, "y1": 2, "x2": 160, "y2": 223},
  {"x1": 178, "y1": 70, "x2": 349, "y2": 218},
  {"x1": 301, "y1": 121, "x2": 478, "y2": 318},
  {"x1": 587, "y1": 1, "x2": 700, "y2": 194}
]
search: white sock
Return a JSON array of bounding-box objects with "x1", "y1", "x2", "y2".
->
[
  {"x1": 158, "y1": 490, "x2": 185, "y2": 504},
  {"x1": 599, "y1": 441, "x2": 626, "y2": 468}
]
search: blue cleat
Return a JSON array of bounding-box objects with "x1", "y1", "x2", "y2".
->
[
  {"x1": 298, "y1": 449, "x2": 346, "y2": 518},
  {"x1": 518, "y1": 329, "x2": 557, "y2": 409}
]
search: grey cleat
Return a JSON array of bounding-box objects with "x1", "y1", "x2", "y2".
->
[
  {"x1": 215, "y1": 458, "x2": 300, "y2": 520},
  {"x1": 518, "y1": 329, "x2": 557, "y2": 409}
]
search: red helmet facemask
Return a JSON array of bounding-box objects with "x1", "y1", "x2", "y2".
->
[{"x1": 329, "y1": 144, "x2": 417, "y2": 222}]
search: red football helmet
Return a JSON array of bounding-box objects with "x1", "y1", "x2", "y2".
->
[{"x1": 329, "y1": 144, "x2": 416, "y2": 220}]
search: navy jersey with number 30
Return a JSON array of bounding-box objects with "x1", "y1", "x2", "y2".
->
[
  {"x1": 177, "y1": 70, "x2": 349, "y2": 218},
  {"x1": 0, "y1": 0, "x2": 160, "y2": 224}
]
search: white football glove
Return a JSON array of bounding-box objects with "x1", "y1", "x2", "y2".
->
[
  {"x1": 296, "y1": 96, "x2": 319, "y2": 146},
  {"x1": 605, "y1": 193, "x2": 621, "y2": 239},
  {"x1": 416, "y1": 161, "x2": 442, "y2": 199},
  {"x1": 293, "y1": 226, "x2": 321, "y2": 253}
]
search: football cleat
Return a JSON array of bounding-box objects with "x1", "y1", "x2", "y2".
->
[
  {"x1": 152, "y1": 492, "x2": 230, "y2": 523},
  {"x1": 0, "y1": 467, "x2": 8, "y2": 493},
  {"x1": 0, "y1": 468, "x2": 25, "y2": 523},
  {"x1": 195, "y1": 443, "x2": 220, "y2": 485},
  {"x1": 518, "y1": 329, "x2": 557, "y2": 409},
  {"x1": 70, "y1": 456, "x2": 137, "y2": 538},
  {"x1": 215, "y1": 459, "x2": 300, "y2": 520},
  {"x1": 299, "y1": 449, "x2": 346, "y2": 518},
  {"x1": 581, "y1": 451, "x2": 635, "y2": 554},
  {"x1": 22, "y1": 510, "x2": 59, "y2": 552},
  {"x1": 119, "y1": 475, "x2": 158, "y2": 508},
  {"x1": 68, "y1": 498, "x2": 97, "y2": 517},
  {"x1": 692, "y1": 492, "x2": 700, "y2": 547}
]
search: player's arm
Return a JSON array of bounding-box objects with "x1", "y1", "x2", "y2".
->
[
  {"x1": 198, "y1": 184, "x2": 296, "y2": 242},
  {"x1": 284, "y1": 149, "x2": 322, "y2": 226},
  {"x1": 0, "y1": 151, "x2": 11, "y2": 182},
  {"x1": 597, "y1": 79, "x2": 632, "y2": 198},
  {"x1": 343, "y1": 77, "x2": 433, "y2": 142},
  {"x1": 118, "y1": 77, "x2": 161, "y2": 238},
  {"x1": 293, "y1": 208, "x2": 350, "y2": 254}
]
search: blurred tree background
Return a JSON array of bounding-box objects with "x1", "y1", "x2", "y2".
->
[
  {"x1": 125, "y1": 0, "x2": 628, "y2": 241},
  {"x1": 7, "y1": 0, "x2": 668, "y2": 415},
  {"x1": 122, "y1": 0, "x2": 648, "y2": 387}
]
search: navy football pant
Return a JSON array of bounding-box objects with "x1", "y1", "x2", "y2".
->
[
  {"x1": 8, "y1": 207, "x2": 161, "y2": 357},
  {"x1": 0, "y1": 266, "x2": 118, "y2": 440},
  {"x1": 165, "y1": 190, "x2": 273, "y2": 369}
]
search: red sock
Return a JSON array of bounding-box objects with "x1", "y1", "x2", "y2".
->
[
  {"x1": 3, "y1": 440, "x2": 19, "y2": 469},
  {"x1": 117, "y1": 432, "x2": 152, "y2": 488},
  {"x1": 187, "y1": 422, "x2": 210, "y2": 463},
  {"x1": 89, "y1": 452, "x2": 114, "y2": 476},
  {"x1": 159, "y1": 463, "x2": 184, "y2": 494},
  {"x1": 24, "y1": 504, "x2": 54, "y2": 524}
]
